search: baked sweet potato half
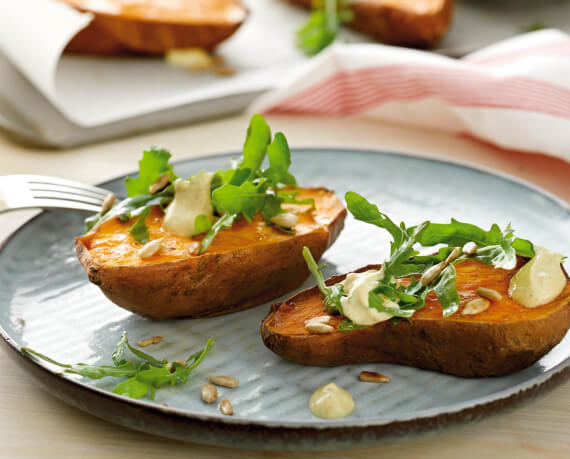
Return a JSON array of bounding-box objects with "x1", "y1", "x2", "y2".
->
[
  {"x1": 290, "y1": 0, "x2": 453, "y2": 48},
  {"x1": 61, "y1": 0, "x2": 248, "y2": 55},
  {"x1": 74, "y1": 115, "x2": 346, "y2": 319},
  {"x1": 76, "y1": 187, "x2": 345, "y2": 319},
  {"x1": 262, "y1": 260, "x2": 570, "y2": 377},
  {"x1": 262, "y1": 191, "x2": 570, "y2": 377}
]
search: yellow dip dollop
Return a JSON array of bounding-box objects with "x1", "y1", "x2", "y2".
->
[
  {"x1": 309, "y1": 383, "x2": 355, "y2": 419},
  {"x1": 339, "y1": 268, "x2": 403, "y2": 326},
  {"x1": 162, "y1": 171, "x2": 214, "y2": 237},
  {"x1": 508, "y1": 246, "x2": 566, "y2": 308}
]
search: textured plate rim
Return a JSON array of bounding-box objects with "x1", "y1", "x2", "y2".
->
[{"x1": 0, "y1": 147, "x2": 568, "y2": 434}]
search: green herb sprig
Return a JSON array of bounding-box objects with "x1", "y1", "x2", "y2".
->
[
  {"x1": 297, "y1": 0, "x2": 354, "y2": 56},
  {"x1": 305, "y1": 191, "x2": 535, "y2": 329},
  {"x1": 84, "y1": 114, "x2": 313, "y2": 251},
  {"x1": 22, "y1": 331, "x2": 214, "y2": 400},
  {"x1": 302, "y1": 246, "x2": 346, "y2": 314}
]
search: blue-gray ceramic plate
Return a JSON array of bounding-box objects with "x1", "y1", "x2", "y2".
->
[{"x1": 1, "y1": 149, "x2": 569, "y2": 450}]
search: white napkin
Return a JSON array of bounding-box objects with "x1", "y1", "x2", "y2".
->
[
  {"x1": 0, "y1": 0, "x2": 306, "y2": 144},
  {"x1": 253, "y1": 30, "x2": 570, "y2": 162}
]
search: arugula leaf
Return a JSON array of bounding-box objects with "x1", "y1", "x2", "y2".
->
[
  {"x1": 85, "y1": 187, "x2": 173, "y2": 233},
  {"x1": 126, "y1": 339, "x2": 164, "y2": 367},
  {"x1": 212, "y1": 182, "x2": 267, "y2": 222},
  {"x1": 200, "y1": 213, "x2": 238, "y2": 253},
  {"x1": 432, "y1": 265, "x2": 460, "y2": 317},
  {"x1": 345, "y1": 191, "x2": 405, "y2": 254},
  {"x1": 22, "y1": 347, "x2": 138, "y2": 379},
  {"x1": 296, "y1": 0, "x2": 354, "y2": 56},
  {"x1": 86, "y1": 114, "x2": 306, "y2": 251},
  {"x1": 194, "y1": 214, "x2": 213, "y2": 235},
  {"x1": 112, "y1": 338, "x2": 214, "y2": 400},
  {"x1": 406, "y1": 247, "x2": 455, "y2": 267},
  {"x1": 382, "y1": 222, "x2": 428, "y2": 278},
  {"x1": 279, "y1": 190, "x2": 315, "y2": 208},
  {"x1": 413, "y1": 219, "x2": 534, "y2": 268},
  {"x1": 112, "y1": 331, "x2": 129, "y2": 366},
  {"x1": 241, "y1": 114, "x2": 271, "y2": 181},
  {"x1": 302, "y1": 246, "x2": 346, "y2": 314},
  {"x1": 22, "y1": 332, "x2": 214, "y2": 400},
  {"x1": 263, "y1": 132, "x2": 297, "y2": 190},
  {"x1": 65, "y1": 363, "x2": 137, "y2": 379},
  {"x1": 185, "y1": 337, "x2": 215, "y2": 372},
  {"x1": 368, "y1": 292, "x2": 415, "y2": 318},
  {"x1": 337, "y1": 319, "x2": 368, "y2": 332},
  {"x1": 129, "y1": 206, "x2": 152, "y2": 244},
  {"x1": 112, "y1": 376, "x2": 152, "y2": 399},
  {"x1": 228, "y1": 168, "x2": 252, "y2": 186},
  {"x1": 472, "y1": 244, "x2": 516, "y2": 270},
  {"x1": 306, "y1": 191, "x2": 538, "y2": 325},
  {"x1": 512, "y1": 237, "x2": 535, "y2": 258},
  {"x1": 208, "y1": 119, "x2": 305, "y2": 236},
  {"x1": 125, "y1": 147, "x2": 177, "y2": 197},
  {"x1": 261, "y1": 194, "x2": 284, "y2": 224}
]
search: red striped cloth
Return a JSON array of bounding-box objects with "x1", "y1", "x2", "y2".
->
[{"x1": 252, "y1": 30, "x2": 570, "y2": 161}]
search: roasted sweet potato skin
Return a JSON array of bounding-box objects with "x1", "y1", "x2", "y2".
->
[
  {"x1": 62, "y1": 0, "x2": 248, "y2": 54},
  {"x1": 262, "y1": 260, "x2": 570, "y2": 377},
  {"x1": 289, "y1": 0, "x2": 453, "y2": 48},
  {"x1": 76, "y1": 188, "x2": 346, "y2": 320}
]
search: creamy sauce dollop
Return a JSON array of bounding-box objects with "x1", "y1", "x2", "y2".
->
[
  {"x1": 508, "y1": 246, "x2": 566, "y2": 308},
  {"x1": 339, "y1": 268, "x2": 401, "y2": 326},
  {"x1": 309, "y1": 383, "x2": 355, "y2": 419},
  {"x1": 162, "y1": 171, "x2": 214, "y2": 237}
]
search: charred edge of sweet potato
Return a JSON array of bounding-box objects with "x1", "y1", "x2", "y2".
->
[
  {"x1": 76, "y1": 229, "x2": 334, "y2": 320},
  {"x1": 261, "y1": 263, "x2": 570, "y2": 377},
  {"x1": 75, "y1": 238, "x2": 102, "y2": 286}
]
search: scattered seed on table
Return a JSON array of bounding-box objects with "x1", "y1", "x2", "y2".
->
[
  {"x1": 201, "y1": 384, "x2": 218, "y2": 404},
  {"x1": 136, "y1": 336, "x2": 163, "y2": 347},
  {"x1": 359, "y1": 371, "x2": 391, "y2": 383},
  {"x1": 208, "y1": 375, "x2": 239, "y2": 388}
]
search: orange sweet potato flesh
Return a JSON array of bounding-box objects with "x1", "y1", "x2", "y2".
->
[
  {"x1": 61, "y1": 0, "x2": 248, "y2": 55},
  {"x1": 262, "y1": 259, "x2": 570, "y2": 377},
  {"x1": 289, "y1": 0, "x2": 453, "y2": 48},
  {"x1": 75, "y1": 187, "x2": 346, "y2": 320}
]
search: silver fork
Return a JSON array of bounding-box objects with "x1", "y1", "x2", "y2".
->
[{"x1": 0, "y1": 175, "x2": 111, "y2": 213}]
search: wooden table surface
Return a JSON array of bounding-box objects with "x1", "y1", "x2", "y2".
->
[{"x1": 1, "y1": 115, "x2": 569, "y2": 458}]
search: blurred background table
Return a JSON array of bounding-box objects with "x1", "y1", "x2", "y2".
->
[{"x1": 1, "y1": 115, "x2": 569, "y2": 458}]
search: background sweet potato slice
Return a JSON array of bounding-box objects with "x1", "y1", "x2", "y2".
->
[
  {"x1": 289, "y1": 0, "x2": 453, "y2": 48},
  {"x1": 61, "y1": 0, "x2": 248, "y2": 54}
]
